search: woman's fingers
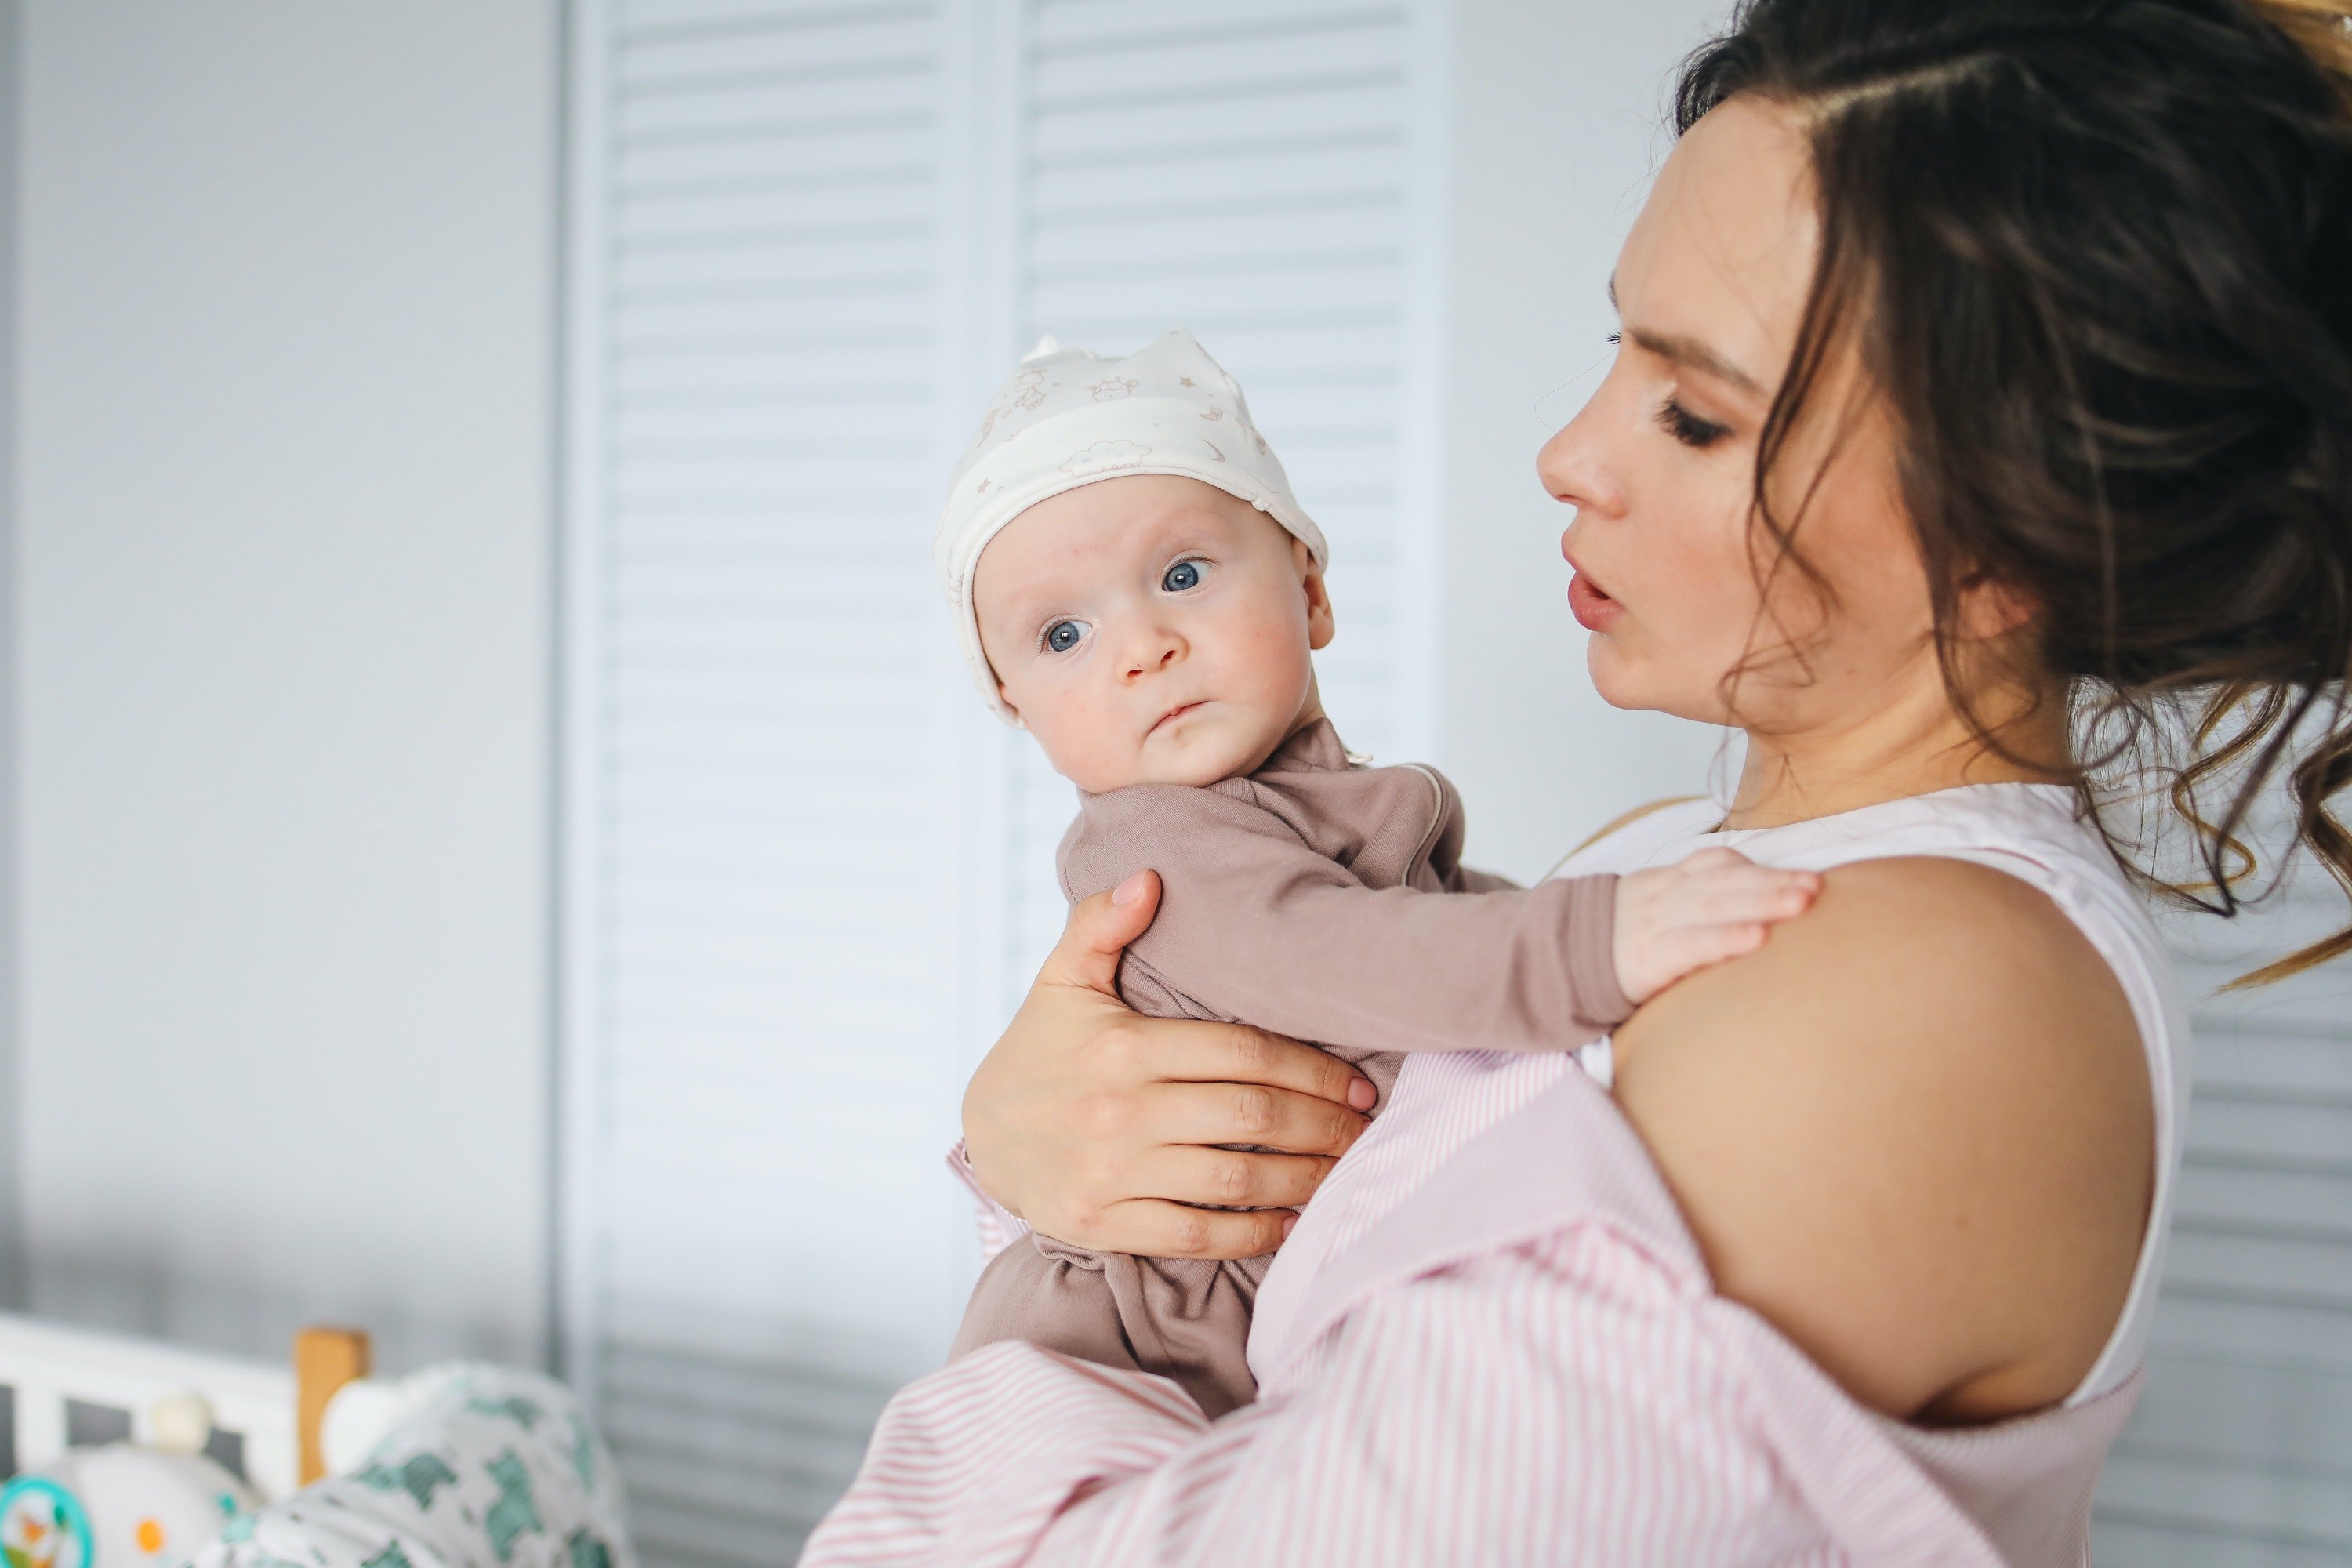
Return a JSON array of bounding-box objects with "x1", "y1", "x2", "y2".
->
[
  {"x1": 1087, "y1": 1199, "x2": 1297, "y2": 1261},
  {"x1": 1145, "y1": 1144, "x2": 1338, "y2": 1210},
  {"x1": 1156, "y1": 1020, "x2": 1378, "y2": 1112},
  {"x1": 1151, "y1": 1080, "x2": 1370, "y2": 1157}
]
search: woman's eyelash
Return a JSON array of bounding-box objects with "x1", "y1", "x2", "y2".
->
[
  {"x1": 1608, "y1": 332, "x2": 1622, "y2": 346},
  {"x1": 1655, "y1": 397, "x2": 1730, "y2": 449}
]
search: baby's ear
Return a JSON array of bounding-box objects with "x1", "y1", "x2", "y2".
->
[{"x1": 1292, "y1": 538, "x2": 1337, "y2": 652}]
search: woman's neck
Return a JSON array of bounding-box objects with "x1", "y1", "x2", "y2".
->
[{"x1": 1724, "y1": 677, "x2": 2073, "y2": 831}]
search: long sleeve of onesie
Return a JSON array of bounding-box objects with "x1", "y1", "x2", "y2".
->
[{"x1": 1059, "y1": 775, "x2": 1632, "y2": 1056}]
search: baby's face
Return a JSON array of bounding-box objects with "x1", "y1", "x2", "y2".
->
[{"x1": 974, "y1": 474, "x2": 1335, "y2": 793}]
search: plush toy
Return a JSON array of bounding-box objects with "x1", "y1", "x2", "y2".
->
[{"x1": 0, "y1": 1395, "x2": 259, "y2": 1568}]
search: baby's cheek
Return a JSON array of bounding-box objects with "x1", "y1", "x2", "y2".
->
[
  {"x1": 1236, "y1": 608, "x2": 1315, "y2": 699},
  {"x1": 1040, "y1": 698, "x2": 1134, "y2": 793}
]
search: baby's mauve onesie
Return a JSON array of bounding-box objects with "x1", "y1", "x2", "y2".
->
[{"x1": 949, "y1": 718, "x2": 1634, "y2": 1418}]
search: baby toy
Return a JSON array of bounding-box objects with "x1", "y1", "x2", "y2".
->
[{"x1": 0, "y1": 1394, "x2": 260, "y2": 1568}]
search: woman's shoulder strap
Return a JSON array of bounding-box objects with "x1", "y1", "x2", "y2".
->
[{"x1": 1544, "y1": 796, "x2": 1714, "y2": 881}]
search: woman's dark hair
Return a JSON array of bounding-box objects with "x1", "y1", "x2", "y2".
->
[{"x1": 1677, "y1": 0, "x2": 2352, "y2": 982}]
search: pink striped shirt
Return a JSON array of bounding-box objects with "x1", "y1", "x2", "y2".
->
[
  {"x1": 803, "y1": 786, "x2": 2172, "y2": 1566},
  {"x1": 802, "y1": 1058, "x2": 2136, "y2": 1566}
]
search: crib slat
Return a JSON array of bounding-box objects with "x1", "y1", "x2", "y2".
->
[{"x1": 15, "y1": 1378, "x2": 67, "y2": 1472}]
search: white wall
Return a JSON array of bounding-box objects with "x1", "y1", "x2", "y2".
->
[
  {"x1": 0, "y1": 0, "x2": 21, "y2": 1309},
  {"x1": 11, "y1": 2, "x2": 559, "y2": 1370},
  {"x1": 1435, "y1": 0, "x2": 1738, "y2": 881}
]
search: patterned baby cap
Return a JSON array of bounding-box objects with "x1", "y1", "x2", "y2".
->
[{"x1": 935, "y1": 329, "x2": 1328, "y2": 722}]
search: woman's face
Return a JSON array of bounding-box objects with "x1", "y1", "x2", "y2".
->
[{"x1": 1540, "y1": 96, "x2": 1932, "y2": 735}]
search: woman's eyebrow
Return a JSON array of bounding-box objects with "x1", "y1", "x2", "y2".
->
[
  {"x1": 1606, "y1": 274, "x2": 1766, "y2": 396},
  {"x1": 1629, "y1": 328, "x2": 1765, "y2": 395}
]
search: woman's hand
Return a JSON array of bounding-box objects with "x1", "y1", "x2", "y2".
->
[{"x1": 963, "y1": 871, "x2": 1377, "y2": 1259}]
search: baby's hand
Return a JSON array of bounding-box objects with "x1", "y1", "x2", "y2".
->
[{"x1": 1612, "y1": 848, "x2": 1820, "y2": 1006}]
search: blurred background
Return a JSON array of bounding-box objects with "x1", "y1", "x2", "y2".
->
[{"x1": 0, "y1": 2, "x2": 2344, "y2": 1564}]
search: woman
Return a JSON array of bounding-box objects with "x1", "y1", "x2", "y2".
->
[{"x1": 804, "y1": 0, "x2": 2352, "y2": 1559}]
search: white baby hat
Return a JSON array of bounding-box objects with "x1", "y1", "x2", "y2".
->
[{"x1": 935, "y1": 329, "x2": 1328, "y2": 721}]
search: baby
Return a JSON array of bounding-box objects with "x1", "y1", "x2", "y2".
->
[{"x1": 935, "y1": 331, "x2": 1817, "y2": 1417}]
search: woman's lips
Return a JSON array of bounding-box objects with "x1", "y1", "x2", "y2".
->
[{"x1": 1567, "y1": 572, "x2": 1624, "y2": 632}]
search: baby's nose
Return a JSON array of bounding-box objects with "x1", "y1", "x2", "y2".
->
[{"x1": 1125, "y1": 633, "x2": 1184, "y2": 678}]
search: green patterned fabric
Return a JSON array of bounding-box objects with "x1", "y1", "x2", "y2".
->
[{"x1": 187, "y1": 1367, "x2": 633, "y2": 1568}]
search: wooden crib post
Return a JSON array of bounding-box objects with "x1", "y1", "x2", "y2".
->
[{"x1": 293, "y1": 1327, "x2": 372, "y2": 1486}]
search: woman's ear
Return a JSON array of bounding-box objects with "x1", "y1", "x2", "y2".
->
[
  {"x1": 1955, "y1": 568, "x2": 2038, "y2": 643},
  {"x1": 1294, "y1": 538, "x2": 1337, "y2": 651}
]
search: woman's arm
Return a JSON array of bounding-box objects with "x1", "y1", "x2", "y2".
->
[
  {"x1": 961, "y1": 872, "x2": 1377, "y2": 1259},
  {"x1": 1611, "y1": 856, "x2": 2154, "y2": 1421}
]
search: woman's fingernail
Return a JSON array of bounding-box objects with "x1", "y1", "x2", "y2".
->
[
  {"x1": 1280, "y1": 1214, "x2": 1299, "y2": 1240},
  {"x1": 1112, "y1": 872, "x2": 1149, "y2": 906},
  {"x1": 1348, "y1": 1079, "x2": 1377, "y2": 1110}
]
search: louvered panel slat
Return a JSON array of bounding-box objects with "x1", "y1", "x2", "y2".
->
[
  {"x1": 617, "y1": 13, "x2": 935, "y2": 89},
  {"x1": 603, "y1": 712, "x2": 930, "y2": 760},
  {"x1": 2182, "y1": 1094, "x2": 2352, "y2": 1171},
  {"x1": 2177, "y1": 1161, "x2": 2352, "y2": 1240},
  {"x1": 619, "y1": 0, "x2": 907, "y2": 33},
  {"x1": 2096, "y1": 1521, "x2": 2352, "y2": 1568},
  {"x1": 615, "y1": 283, "x2": 934, "y2": 346},
  {"x1": 615, "y1": 367, "x2": 924, "y2": 414},
  {"x1": 1030, "y1": 202, "x2": 1399, "y2": 269},
  {"x1": 1029, "y1": 144, "x2": 1402, "y2": 216},
  {"x1": 2150, "y1": 1294, "x2": 2352, "y2": 1371},
  {"x1": 615, "y1": 180, "x2": 936, "y2": 241},
  {"x1": 618, "y1": 124, "x2": 935, "y2": 189},
  {"x1": 2099, "y1": 1455, "x2": 2352, "y2": 1557},
  {"x1": 617, "y1": 71, "x2": 933, "y2": 137},
  {"x1": 1030, "y1": 80, "x2": 1407, "y2": 158},
  {"x1": 1030, "y1": 259, "x2": 1403, "y2": 320},
  {"x1": 1033, "y1": 0, "x2": 1394, "y2": 47},
  {"x1": 2165, "y1": 1226, "x2": 2352, "y2": 1305},
  {"x1": 2180, "y1": 959, "x2": 2352, "y2": 1034},
  {"x1": 1030, "y1": 26, "x2": 1404, "y2": 103},
  {"x1": 615, "y1": 390, "x2": 932, "y2": 439},
  {"x1": 614, "y1": 231, "x2": 937, "y2": 292}
]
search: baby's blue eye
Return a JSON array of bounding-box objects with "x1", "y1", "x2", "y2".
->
[
  {"x1": 1163, "y1": 561, "x2": 1204, "y2": 593},
  {"x1": 1045, "y1": 619, "x2": 1087, "y2": 653}
]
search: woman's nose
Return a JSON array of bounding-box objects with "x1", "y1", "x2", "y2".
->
[{"x1": 1537, "y1": 401, "x2": 1628, "y2": 519}]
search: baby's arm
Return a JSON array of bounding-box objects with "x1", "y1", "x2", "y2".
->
[{"x1": 1065, "y1": 786, "x2": 1815, "y2": 1056}]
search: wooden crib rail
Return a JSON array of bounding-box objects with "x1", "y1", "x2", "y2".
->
[
  {"x1": 292, "y1": 1327, "x2": 370, "y2": 1486},
  {"x1": 0, "y1": 1312, "x2": 376, "y2": 1500}
]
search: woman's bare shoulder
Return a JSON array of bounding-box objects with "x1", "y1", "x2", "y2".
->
[{"x1": 1610, "y1": 855, "x2": 2153, "y2": 1422}]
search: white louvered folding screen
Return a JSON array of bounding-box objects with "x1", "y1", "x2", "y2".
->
[
  {"x1": 561, "y1": 2, "x2": 1447, "y2": 1562},
  {"x1": 2096, "y1": 854, "x2": 2352, "y2": 1568}
]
